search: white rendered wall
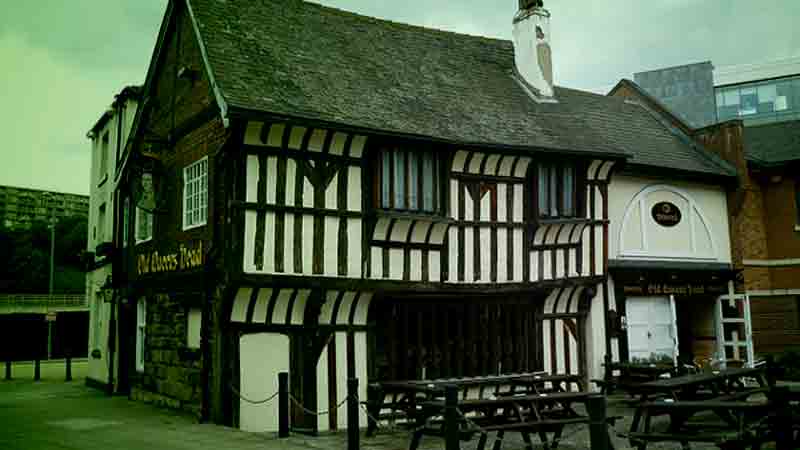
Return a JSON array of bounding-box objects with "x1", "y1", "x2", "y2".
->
[
  {"x1": 239, "y1": 333, "x2": 290, "y2": 433},
  {"x1": 609, "y1": 175, "x2": 731, "y2": 263},
  {"x1": 86, "y1": 266, "x2": 114, "y2": 384}
]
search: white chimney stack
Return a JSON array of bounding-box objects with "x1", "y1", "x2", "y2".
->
[{"x1": 513, "y1": 0, "x2": 554, "y2": 98}]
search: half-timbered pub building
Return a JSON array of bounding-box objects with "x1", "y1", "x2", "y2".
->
[{"x1": 108, "y1": 0, "x2": 738, "y2": 433}]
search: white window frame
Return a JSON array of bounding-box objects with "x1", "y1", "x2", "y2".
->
[
  {"x1": 135, "y1": 206, "x2": 153, "y2": 244},
  {"x1": 183, "y1": 157, "x2": 208, "y2": 230},
  {"x1": 136, "y1": 299, "x2": 146, "y2": 373}
]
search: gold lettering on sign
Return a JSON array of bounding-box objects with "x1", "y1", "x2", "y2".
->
[
  {"x1": 137, "y1": 241, "x2": 204, "y2": 275},
  {"x1": 624, "y1": 282, "x2": 725, "y2": 296}
]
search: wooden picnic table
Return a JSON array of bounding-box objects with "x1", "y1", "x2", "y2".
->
[
  {"x1": 627, "y1": 367, "x2": 774, "y2": 449},
  {"x1": 413, "y1": 391, "x2": 600, "y2": 450},
  {"x1": 366, "y1": 372, "x2": 585, "y2": 438}
]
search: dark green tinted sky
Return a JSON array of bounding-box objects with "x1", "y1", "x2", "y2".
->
[{"x1": 1, "y1": 0, "x2": 798, "y2": 194}]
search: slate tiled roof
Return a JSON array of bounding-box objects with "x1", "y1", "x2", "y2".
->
[
  {"x1": 744, "y1": 120, "x2": 800, "y2": 165},
  {"x1": 187, "y1": 0, "x2": 734, "y2": 176}
]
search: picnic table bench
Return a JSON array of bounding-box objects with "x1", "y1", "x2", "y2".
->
[
  {"x1": 592, "y1": 355, "x2": 677, "y2": 395},
  {"x1": 623, "y1": 366, "x2": 790, "y2": 449},
  {"x1": 412, "y1": 391, "x2": 612, "y2": 450},
  {"x1": 365, "y1": 372, "x2": 584, "y2": 436}
]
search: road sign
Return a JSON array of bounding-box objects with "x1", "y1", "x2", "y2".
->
[{"x1": 45, "y1": 312, "x2": 57, "y2": 322}]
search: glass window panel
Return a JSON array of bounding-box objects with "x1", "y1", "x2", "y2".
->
[
  {"x1": 538, "y1": 164, "x2": 549, "y2": 216},
  {"x1": 563, "y1": 165, "x2": 574, "y2": 216},
  {"x1": 792, "y1": 79, "x2": 800, "y2": 112},
  {"x1": 394, "y1": 150, "x2": 406, "y2": 209},
  {"x1": 381, "y1": 151, "x2": 391, "y2": 208},
  {"x1": 757, "y1": 84, "x2": 776, "y2": 114},
  {"x1": 740, "y1": 87, "x2": 757, "y2": 115},
  {"x1": 776, "y1": 81, "x2": 792, "y2": 111},
  {"x1": 422, "y1": 152, "x2": 435, "y2": 212},
  {"x1": 409, "y1": 152, "x2": 419, "y2": 211},
  {"x1": 723, "y1": 88, "x2": 740, "y2": 106}
]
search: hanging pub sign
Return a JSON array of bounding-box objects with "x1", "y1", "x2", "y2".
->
[
  {"x1": 137, "y1": 241, "x2": 204, "y2": 275},
  {"x1": 651, "y1": 201, "x2": 681, "y2": 227}
]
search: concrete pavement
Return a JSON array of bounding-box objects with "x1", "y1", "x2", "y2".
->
[{"x1": 0, "y1": 376, "x2": 727, "y2": 450}]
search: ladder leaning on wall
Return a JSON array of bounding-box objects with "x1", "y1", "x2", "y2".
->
[{"x1": 714, "y1": 281, "x2": 755, "y2": 369}]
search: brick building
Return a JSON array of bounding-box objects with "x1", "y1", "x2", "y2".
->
[{"x1": 0, "y1": 185, "x2": 88, "y2": 230}]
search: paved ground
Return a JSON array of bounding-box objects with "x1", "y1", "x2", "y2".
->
[{"x1": 0, "y1": 375, "x2": 768, "y2": 450}]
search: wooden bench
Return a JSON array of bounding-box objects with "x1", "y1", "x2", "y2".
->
[
  {"x1": 365, "y1": 372, "x2": 554, "y2": 436},
  {"x1": 592, "y1": 355, "x2": 677, "y2": 396}
]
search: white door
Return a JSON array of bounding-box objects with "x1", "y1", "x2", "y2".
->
[{"x1": 626, "y1": 297, "x2": 677, "y2": 362}]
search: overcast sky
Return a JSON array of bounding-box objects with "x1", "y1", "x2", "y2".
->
[{"x1": 1, "y1": 0, "x2": 798, "y2": 195}]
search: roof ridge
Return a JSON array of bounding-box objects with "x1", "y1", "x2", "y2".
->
[{"x1": 301, "y1": 0, "x2": 510, "y2": 45}]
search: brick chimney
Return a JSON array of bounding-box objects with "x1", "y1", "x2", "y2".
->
[{"x1": 513, "y1": 0, "x2": 554, "y2": 98}]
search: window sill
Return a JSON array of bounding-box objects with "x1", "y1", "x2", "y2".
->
[
  {"x1": 182, "y1": 221, "x2": 207, "y2": 232},
  {"x1": 536, "y1": 217, "x2": 593, "y2": 226},
  {"x1": 372, "y1": 209, "x2": 452, "y2": 224}
]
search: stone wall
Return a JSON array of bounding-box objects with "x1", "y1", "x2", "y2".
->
[{"x1": 132, "y1": 293, "x2": 203, "y2": 418}]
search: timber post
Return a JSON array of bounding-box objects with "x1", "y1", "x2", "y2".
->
[
  {"x1": 587, "y1": 394, "x2": 608, "y2": 450},
  {"x1": 278, "y1": 371, "x2": 289, "y2": 438},
  {"x1": 65, "y1": 351, "x2": 72, "y2": 382},
  {"x1": 444, "y1": 385, "x2": 459, "y2": 450},
  {"x1": 347, "y1": 377, "x2": 359, "y2": 450},
  {"x1": 34, "y1": 359, "x2": 41, "y2": 381},
  {"x1": 4, "y1": 359, "x2": 10, "y2": 380}
]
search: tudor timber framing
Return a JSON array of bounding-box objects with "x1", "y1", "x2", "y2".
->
[{"x1": 236, "y1": 119, "x2": 618, "y2": 287}]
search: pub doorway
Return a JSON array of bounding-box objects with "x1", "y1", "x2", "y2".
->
[{"x1": 368, "y1": 296, "x2": 542, "y2": 381}]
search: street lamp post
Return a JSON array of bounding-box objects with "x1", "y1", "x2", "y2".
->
[{"x1": 46, "y1": 196, "x2": 56, "y2": 360}]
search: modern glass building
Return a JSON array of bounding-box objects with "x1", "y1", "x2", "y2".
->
[{"x1": 716, "y1": 74, "x2": 800, "y2": 125}]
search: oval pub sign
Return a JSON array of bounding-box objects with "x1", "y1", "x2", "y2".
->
[{"x1": 651, "y1": 202, "x2": 682, "y2": 227}]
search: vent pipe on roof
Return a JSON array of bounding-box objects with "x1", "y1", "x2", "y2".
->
[{"x1": 513, "y1": 0, "x2": 553, "y2": 98}]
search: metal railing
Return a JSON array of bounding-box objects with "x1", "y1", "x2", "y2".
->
[{"x1": 0, "y1": 294, "x2": 87, "y2": 308}]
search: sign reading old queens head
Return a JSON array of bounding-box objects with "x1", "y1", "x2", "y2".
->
[
  {"x1": 138, "y1": 241, "x2": 204, "y2": 275},
  {"x1": 651, "y1": 202, "x2": 681, "y2": 227}
]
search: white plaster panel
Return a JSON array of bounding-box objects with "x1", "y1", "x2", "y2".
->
[
  {"x1": 302, "y1": 176, "x2": 314, "y2": 208},
  {"x1": 270, "y1": 290, "x2": 293, "y2": 324},
  {"x1": 325, "y1": 173, "x2": 338, "y2": 209},
  {"x1": 497, "y1": 183, "x2": 508, "y2": 222},
  {"x1": 243, "y1": 211, "x2": 257, "y2": 273},
  {"x1": 330, "y1": 132, "x2": 348, "y2": 155},
  {"x1": 307, "y1": 129, "x2": 327, "y2": 152},
  {"x1": 267, "y1": 124, "x2": 285, "y2": 147},
  {"x1": 429, "y1": 251, "x2": 441, "y2": 282},
  {"x1": 371, "y1": 247, "x2": 383, "y2": 278},
  {"x1": 389, "y1": 249, "x2": 403, "y2": 280},
  {"x1": 285, "y1": 159, "x2": 297, "y2": 206},
  {"x1": 288, "y1": 126, "x2": 306, "y2": 150},
  {"x1": 480, "y1": 227, "x2": 491, "y2": 282},
  {"x1": 451, "y1": 150, "x2": 468, "y2": 172},
  {"x1": 497, "y1": 228, "x2": 508, "y2": 282},
  {"x1": 350, "y1": 135, "x2": 367, "y2": 158},
  {"x1": 302, "y1": 215, "x2": 314, "y2": 274},
  {"x1": 239, "y1": 333, "x2": 289, "y2": 433},
  {"x1": 347, "y1": 167, "x2": 361, "y2": 212},
  {"x1": 347, "y1": 219, "x2": 362, "y2": 277},
  {"x1": 283, "y1": 214, "x2": 295, "y2": 274},
  {"x1": 246, "y1": 155, "x2": 259, "y2": 202},
  {"x1": 410, "y1": 250, "x2": 423, "y2": 281},
  {"x1": 610, "y1": 175, "x2": 731, "y2": 263},
  {"x1": 324, "y1": 217, "x2": 339, "y2": 276},
  {"x1": 266, "y1": 157, "x2": 277, "y2": 204},
  {"x1": 512, "y1": 184, "x2": 524, "y2": 222}
]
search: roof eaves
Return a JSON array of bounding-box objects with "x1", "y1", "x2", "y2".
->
[
  {"x1": 226, "y1": 105, "x2": 631, "y2": 160},
  {"x1": 184, "y1": 0, "x2": 230, "y2": 128}
]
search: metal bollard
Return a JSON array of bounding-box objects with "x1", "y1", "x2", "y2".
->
[
  {"x1": 587, "y1": 394, "x2": 609, "y2": 450},
  {"x1": 347, "y1": 378, "x2": 360, "y2": 450},
  {"x1": 34, "y1": 359, "x2": 41, "y2": 381},
  {"x1": 444, "y1": 385, "x2": 459, "y2": 450},
  {"x1": 4, "y1": 360, "x2": 10, "y2": 380},
  {"x1": 65, "y1": 353, "x2": 72, "y2": 382},
  {"x1": 278, "y1": 372, "x2": 289, "y2": 438}
]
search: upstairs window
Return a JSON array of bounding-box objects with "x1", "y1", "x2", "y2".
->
[
  {"x1": 135, "y1": 207, "x2": 153, "y2": 243},
  {"x1": 376, "y1": 147, "x2": 439, "y2": 214},
  {"x1": 97, "y1": 203, "x2": 106, "y2": 243},
  {"x1": 183, "y1": 157, "x2": 208, "y2": 230},
  {"x1": 536, "y1": 162, "x2": 579, "y2": 218},
  {"x1": 136, "y1": 299, "x2": 146, "y2": 373},
  {"x1": 99, "y1": 132, "x2": 109, "y2": 181}
]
